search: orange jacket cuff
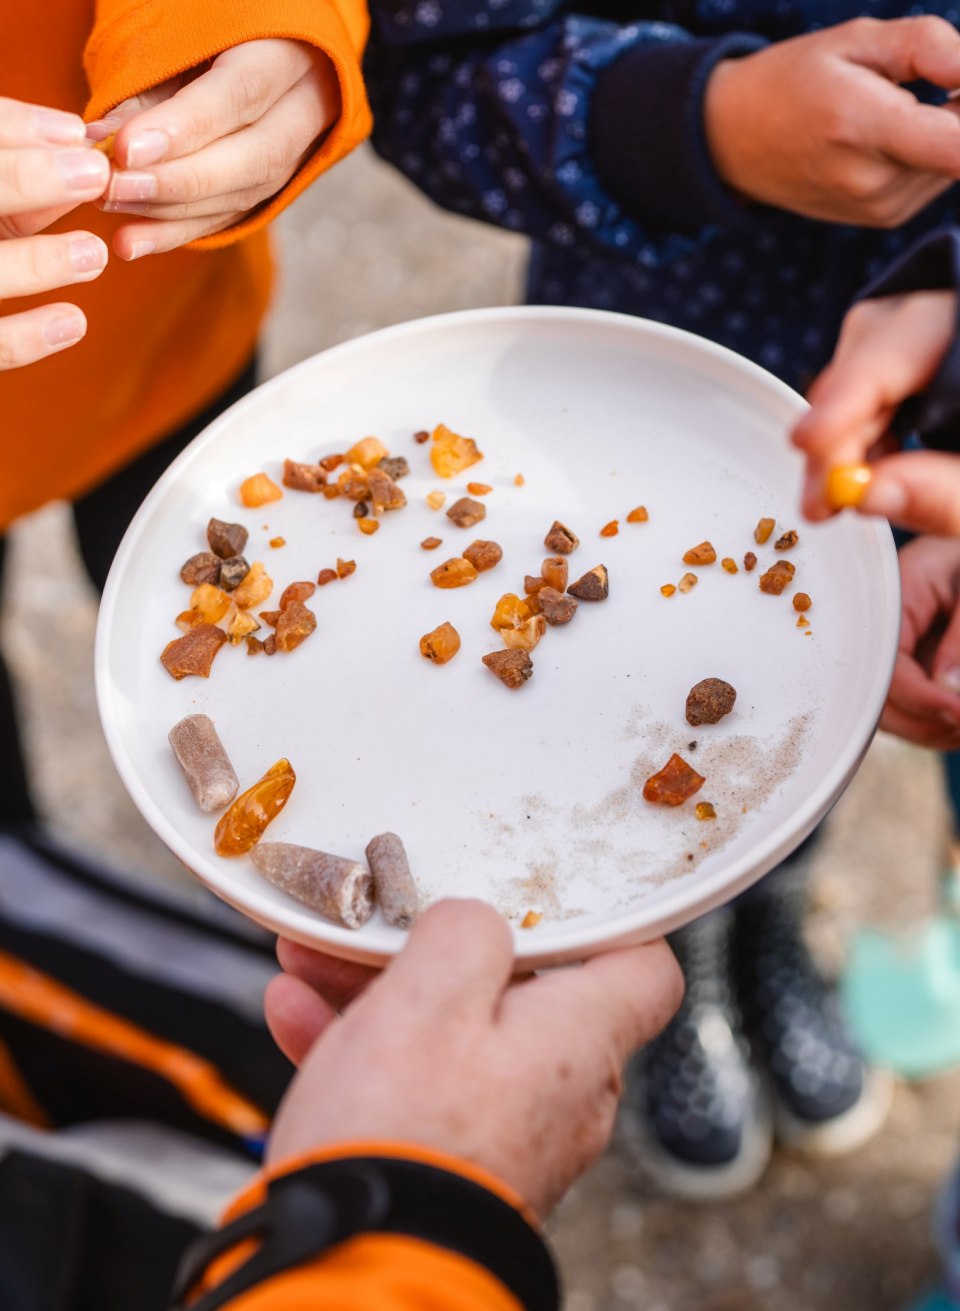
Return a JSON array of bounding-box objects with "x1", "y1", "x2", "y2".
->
[{"x1": 82, "y1": 0, "x2": 372, "y2": 249}]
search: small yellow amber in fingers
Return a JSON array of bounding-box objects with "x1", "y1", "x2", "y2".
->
[
  {"x1": 825, "y1": 463, "x2": 872, "y2": 510},
  {"x1": 214, "y1": 759, "x2": 296, "y2": 857}
]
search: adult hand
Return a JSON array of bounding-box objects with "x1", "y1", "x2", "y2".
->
[
  {"x1": 0, "y1": 97, "x2": 109, "y2": 368},
  {"x1": 705, "y1": 16, "x2": 960, "y2": 227},
  {"x1": 92, "y1": 38, "x2": 341, "y2": 259},
  {"x1": 791, "y1": 290, "x2": 960, "y2": 533},
  {"x1": 881, "y1": 537, "x2": 960, "y2": 748},
  {"x1": 264, "y1": 900, "x2": 682, "y2": 1219}
]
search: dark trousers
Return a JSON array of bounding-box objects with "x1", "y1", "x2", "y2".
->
[{"x1": 0, "y1": 359, "x2": 259, "y2": 827}]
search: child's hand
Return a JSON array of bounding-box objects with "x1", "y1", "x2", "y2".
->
[
  {"x1": 882, "y1": 537, "x2": 960, "y2": 748},
  {"x1": 0, "y1": 97, "x2": 109, "y2": 368},
  {"x1": 791, "y1": 291, "x2": 960, "y2": 534},
  {"x1": 705, "y1": 16, "x2": 960, "y2": 227},
  {"x1": 93, "y1": 38, "x2": 341, "y2": 258},
  {"x1": 264, "y1": 900, "x2": 682, "y2": 1220}
]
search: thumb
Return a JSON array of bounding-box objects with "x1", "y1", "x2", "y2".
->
[{"x1": 859, "y1": 450, "x2": 960, "y2": 536}]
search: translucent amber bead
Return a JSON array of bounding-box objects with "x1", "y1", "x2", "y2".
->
[
  {"x1": 683, "y1": 542, "x2": 716, "y2": 566},
  {"x1": 660, "y1": 584, "x2": 676, "y2": 598},
  {"x1": 419, "y1": 621, "x2": 461, "y2": 664},
  {"x1": 346, "y1": 436, "x2": 388, "y2": 469},
  {"x1": 626, "y1": 506, "x2": 648, "y2": 523},
  {"x1": 214, "y1": 759, "x2": 296, "y2": 856},
  {"x1": 825, "y1": 463, "x2": 872, "y2": 510},
  {"x1": 232, "y1": 562, "x2": 273, "y2": 610},
  {"x1": 721, "y1": 558, "x2": 738, "y2": 574},
  {"x1": 430, "y1": 423, "x2": 483, "y2": 479},
  {"x1": 239, "y1": 473, "x2": 282, "y2": 507},
  {"x1": 600, "y1": 520, "x2": 619, "y2": 537},
  {"x1": 490, "y1": 593, "x2": 530, "y2": 630},
  {"x1": 754, "y1": 517, "x2": 775, "y2": 545},
  {"x1": 643, "y1": 754, "x2": 705, "y2": 807},
  {"x1": 189, "y1": 584, "x2": 231, "y2": 624},
  {"x1": 430, "y1": 558, "x2": 478, "y2": 589}
]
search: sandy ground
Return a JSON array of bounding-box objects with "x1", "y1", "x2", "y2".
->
[{"x1": 5, "y1": 145, "x2": 960, "y2": 1309}]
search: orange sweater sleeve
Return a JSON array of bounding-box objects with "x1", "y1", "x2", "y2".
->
[
  {"x1": 178, "y1": 1142, "x2": 555, "y2": 1311},
  {"x1": 82, "y1": 0, "x2": 372, "y2": 248}
]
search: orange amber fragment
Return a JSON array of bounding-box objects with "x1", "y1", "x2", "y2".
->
[
  {"x1": 190, "y1": 584, "x2": 231, "y2": 624},
  {"x1": 643, "y1": 754, "x2": 705, "y2": 807},
  {"x1": 430, "y1": 557, "x2": 478, "y2": 589},
  {"x1": 797, "y1": 614, "x2": 810, "y2": 628},
  {"x1": 467, "y1": 482, "x2": 492, "y2": 495},
  {"x1": 678, "y1": 573, "x2": 698, "y2": 594},
  {"x1": 175, "y1": 608, "x2": 205, "y2": 632},
  {"x1": 322, "y1": 484, "x2": 341, "y2": 500},
  {"x1": 358, "y1": 518, "x2": 380, "y2": 535},
  {"x1": 721, "y1": 558, "x2": 738, "y2": 574},
  {"x1": 275, "y1": 600, "x2": 316, "y2": 652},
  {"x1": 346, "y1": 436, "x2": 388, "y2": 469},
  {"x1": 227, "y1": 610, "x2": 260, "y2": 645},
  {"x1": 161, "y1": 624, "x2": 227, "y2": 680},
  {"x1": 426, "y1": 491, "x2": 446, "y2": 511},
  {"x1": 280, "y1": 581, "x2": 316, "y2": 609},
  {"x1": 320, "y1": 452, "x2": 345, "y2": 472},
  {"x1": 421, "y1": 537, "x2": 443, "y2": 550},
  {"x1": 542, "y1": 557, "x2": 568, "y2": 591},
  {"x1": 521, "y1": 910, "x2": 542, "y2": 929},
  {"x1": 825, "y1": 463, "x2": 872, "y2": 510},
  {"x1": 232, "y1": 562, "x2": 273, "y2": 610},
  {"x1": 754, "y1": 517, "x2": 775, "y2": 545},
  {"x1": 317, "y1": 568, "x2": 338, "y2": 586},
  {"x1": 430, "y1": 422, "x2": 483, "y2": 479},
  {"x1": 338, "y1": 468, "x2": 370, "y2": 501},
  {"x1": 419, "y1": 621, "x2": 461, "y2": 664},
  {"x1": 660, "y1": 583, "x2": 676, "y2": 598},
  {"x1": 683, "y1": 541, "x2": 716, "y2": 566},
  {"x1": 793, "y1": 592, "x2": 812, "y2": 612},
  {"x1": 269, "y1": 537, "x2": 286, "y2": 549},
  {"x1": 626, "y1": 506, "x2": 648, "y2": 523},
  {"x1": 514, "y1": 473, "x2": 525, "y2": 487},
  {"x1": 336, "y1": 558, "x2": 356, "y2": 579},
  {"x1": 600, "y1": 519, "x2": 619, "y2": 538},
  {"x1": 502, "y1": 615, "x2": 546, "y2": 651},
  {"x1": 214, "y1": 759, "x2": 296, "y2": 856},
  {"x1": 239, "y1": 473, "x2": 282, "y2": 508},
  {"x1": 695, "y1": 802, "x2": 717, "y2": 821},
  {"x1": 490, "y1": 592, "x2": 530, "y2": 630}
]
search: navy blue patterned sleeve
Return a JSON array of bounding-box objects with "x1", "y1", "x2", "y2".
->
[{"x1": 365, "y1": 0, "x2": 765, "y2": 264}]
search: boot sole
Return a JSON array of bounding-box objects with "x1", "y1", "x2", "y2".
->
[{"x1": 773, "y1": 1066, "x2": 894, "y2": 1157}]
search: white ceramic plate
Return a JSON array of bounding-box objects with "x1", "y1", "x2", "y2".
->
[{"x1": 96, "y1": 307, "x2": 899, "y2": 967}]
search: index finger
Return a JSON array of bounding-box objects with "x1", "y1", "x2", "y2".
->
[
  {"x1": 112, "y1": 39, "x2": 316, "y2": 170},
  {"x1": 0, "y1": 98, "x2": 87, "y2": 149}
]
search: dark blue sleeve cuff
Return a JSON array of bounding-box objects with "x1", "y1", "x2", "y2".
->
[
  {"x1": 860, "y1": 229, "x2": 960, "y2": 453},
  {"x1": 591, "y1": 33, "x2": 767, "y2": 235}
]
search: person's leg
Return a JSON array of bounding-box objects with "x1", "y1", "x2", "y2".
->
[
  {"x1": 0, "y1": 535, "x2": 38, "y2": 828},
  {"x1": 71, "y1": 356, "x2": 258, "y2": 591}
]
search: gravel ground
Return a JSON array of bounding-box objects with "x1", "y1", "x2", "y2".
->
[{"x1": 6, "y1": 145, "x2": 960, "y2": 1309}]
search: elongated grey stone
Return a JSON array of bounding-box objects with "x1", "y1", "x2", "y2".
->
[
  {"x1": 168, "y1": 714, "x2": 239, "y2": 813},
  {"x1": 250, "y1": 842, "x2": 374, "y2": 930},
  {"x1": 365, "y1": 832, "x2": 419, "y2": 929}
]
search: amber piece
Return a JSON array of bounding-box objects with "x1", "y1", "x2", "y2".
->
[
  {"x1": 431, "y1": 557, "x2": 478, "y2": 589},
  {"x1": 502, "y1": 614, "x2": 546, "y2": 651},
  {"x1": 542, "y1": 557, "x2": 568, "y2": 591},
  {"x1": 94, "y1": 132, "x2": 116, "y2": 157},
  {"x1": 279, "y1": 581, "x2": 316, "y2": 609},
  {"x1": 759, "y1": 560, "x2": 796, "y2": 595},
  {"x1": 246, "y1": 635, "x2": 265, "y2": 655},
  {"x1": 447, "y1": 496, "x2": 486, "y2": 528},
  {"x1": 568, "y1": 564, "x2": 608, "y2": 601},
  {"x1": 283, "y1": 459, "x2": 326, "y2": 492},
  {"x1": 319, "y1": 452, "x2": 345, "y2": 472},
  {"x1": 358, "y1": 518, "x2": 380, "y2": 535},
  {"x1": 721, "y1": 558, "x2": 738, "y2": 574},
  {"x1": 207, "y1": 518, "x2": 249, "y2": 560},
  {"x1": 524, "y1": 575, "x2": 546, "y2": 594},
  {"x1": 686, "y1": 678, "x2": 737, "y2": 726},
  {"x1": 355, "y1": 501, "x2": 369, "y2": 518},
  {"x1": 263, "y1": 635, "x2": 278, "y2": 655},
  {"x1": 317, "y1": 568, "x2": 338, "y2": 586},
  {"x1": 214, "y1": 759, "x2": 296, "y2": 857},
  {"x1": 521, "y1": 910, "x2": 542, "y2": 929},
  {"x1": 181, "y1": 552, "x2": 221, "y2": 586},
  {"x1": 269, "y1": 536, "x2": 286, "y2": 549},
  {"x1": 544, "y1": 520, "x2": 579, "y2": 554},
  {"x1": 175, "y1": 608, "x2": 205, "y2": 632},
  {"x1": 514, "y1": 473, "x2": 525, "y2": 486},
  {"x1": 161, "y1": 624, "x2": 227, "y2": 680},
  {"x1": 793, "y1": 592, "x2": 812, "y2": 612},
  {"x1": 525, "y1": 592, "x2": 542, "y2": 617},
  {"x1": 430, "y1": 422, "x2": 483, "y2": 478},
  {"x1": 775, "y1": 530, "x2": 799, "y2": 551},
  {"x1": 797, "y1": 615, "x2": 810, "y2": 628},
  {"x1": 414, "y1": 429, "x2": 430, "y2": 444},
  {"x1": 463, "y1": 540, "x2": 502, "y2": 571},
  {"x1": 367, "y1": 466, "x2": 407, "y2": 512},
  {"x1": 754, "y1": 517, "x2": 775, "y2": 545},
  {"x1": 275, "y1": 600, "x2": 317, "y2": 653},
  {"x1": 683, "y1": 541, "x2": 717, "y2": 566},
  {"x1": 539, "y1": 587, "x2": 577, "y2": 625},
  {"x1": 322, "y1": 484, "x2": 341, "y2": 500},
  {"x1": 259, "y1": 610, "x2": 281, "y2": 628},
  {"x1": 232, "y1": 562, "x2": 273, "y2": 610},
  {"x1": 346, "y1": 436, "x2": 388, "y2": 469},
  {"x1": 337, "y1": 467, "x2": 370, "y2": 501},
  {"x1": 482, "y1": 648, "x2": 533, "y2": 689},
  {"x1": 744, "y1": 551, "x2": 757, "y2": 572},
  {"x1": 226, "y1": 610, "x2": 260, "y2": 645},
  {"x1": 490, "y1": 593, "x2": 530, "y2": 630},
  {"x1": 825, "y1": 463, "x2": 872, "y2": 510},
  {"x1": 678, "y1": 572, "x2": 698, "y2": 594},
  {"x1": 467, "y1": 482, "x2": 492, "y2": 496},
  {"x1": 336, "y1": 558, "x2": 356, "y2": 579},
  {"x1": 239, "y1": 473, "x2": 282, "y2": 508},
  {"x1": 378, "y1": 456, "x2": 410, "y2": 480},
  {"x1": 421, "y1": 537, "x2": 443, "y2": 551},
  {"x1": 600, "y1": 519, "x2": 619, "y2": 538},
  {"x1": 626, "y1": 506, "x2": 648, "y2": 523},
  {"x1": 695, "y1": 802, "x2": 717, "y2": 821},
  {"x1": 660, "y1": 584, "x2": 676, "y2": 598},
  {"x1": 419, "y1": 621, "x2": 461, "y2": 664},
  {"x1": 642, "y1": 753, "x2": 705, "y2": 806},
  {"x1": 426, "y1": 491, "x2": 446, "y2": 511},
  {"x1": 189, "y1": 583, "x2": 231, "y2": 624}
]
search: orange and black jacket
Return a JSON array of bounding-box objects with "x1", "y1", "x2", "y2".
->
[{"x1": 172, "y1": 1142, "x2": 560, "y2": 1311}]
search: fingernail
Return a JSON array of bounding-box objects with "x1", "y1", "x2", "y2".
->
[
  {"x1": 85, "y1": 118, "x2": 120, "y2": 142},
  {"x1": 56, "y1": 150, "x2": 109, "y2": 191},
  {"x1": 109, "y1": 171, "x2": 157, "y2": 202},
  {"x1": 860, "y1": 478, "x2": 907, "y2": 520},
  {"x1": 939, "y1": 668, "x2": 960, "y2": 696},
  {"x1": 125, "y1": 129, "x2": 169, "y2": 169},
  {"x1": 33, "y1": 108, "x2": 86, "y2": 145},
  {"x1": 44, "y1": 312, "x2": 86, "y2": 347},
  {"x1": 68, "y1": 235, "x2": 108, "y2": 276},
  {"x1": 126, "y1": 240, "x2": 156, "y2": 261}
]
